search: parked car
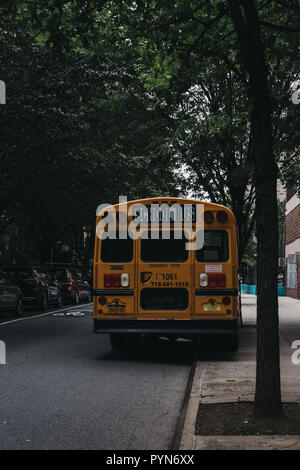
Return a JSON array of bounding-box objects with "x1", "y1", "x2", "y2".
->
[
  {"x1": 81, "y1": 266, "x2": 93, "y2": 288},
  {"x1": 0, "y1": 269, "x2": 23, "y2": 316},
  {"x1": 4, "y1": 267, "x2": 63, "y2": 310},
  {"x1": 53, "y1": 267, "x2": 91, "y2": 304}
]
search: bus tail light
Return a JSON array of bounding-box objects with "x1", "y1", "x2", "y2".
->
[
  {"x1": 217, "y1": 273, "x2": 226, "y2": 287},
  {"x1": 222, "y1": 296, "x2": 231, "y2": 305},
  {"x1": 121, "y1": 273, "x2": 130, "y2": 287},
  {"x1": 207, "y1": 273, "x2": 226, "y2": 287},
  {"x1": 104, "y1": 274, "x2": 129, "y2": 287},
  {"x1": 104, "y1": 274, "x2": 121, "y2": 287},
  {"x1": 207, "y1": 273, "x2": 216, "y2": 287},
  {"x1": 99, "y1": 296, "x2": 107, "y2": 305},
  {"x1": 199, "y1": 273, "x2": 208, "y2": 287},
  {"x1": 217, "y1": 211, "x2": 228, "y2": 223}
]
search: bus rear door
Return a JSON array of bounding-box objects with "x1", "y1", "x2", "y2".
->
[{"x1": 137, "y1": 229, "x2": 193, "y2": 320}]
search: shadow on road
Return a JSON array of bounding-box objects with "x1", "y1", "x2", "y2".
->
[
  {"x1": 99, "y1": 336, "x2": 195, "y2": 365},
  {"x1": 98, "y1": 334, "x2": 239, "y2": 365}
]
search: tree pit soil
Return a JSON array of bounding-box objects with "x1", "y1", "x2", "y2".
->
[{"x1": 196, "y1": 402, "x2": 300, "y2": 435}]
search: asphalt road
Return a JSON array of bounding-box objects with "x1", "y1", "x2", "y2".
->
[{"x1": 0, "y1": 304, "x2": 194, "y2": 450}]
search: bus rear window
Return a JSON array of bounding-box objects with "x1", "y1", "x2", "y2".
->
[
  {"x1": 141, "y1": 232, "x2": 188, "y2": 262},
  {"x1": 100, "y1": 237, "x2": 133, "y2": 263},
  {"x1": 196, "y1": 231, "x2": 229, "y2": 262}
]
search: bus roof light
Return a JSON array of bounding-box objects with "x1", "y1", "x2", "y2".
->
[
  {"x1": 204, "y1": 211, "x2": 214, "y2": 224},
  {"x1": 217, "y1": 211, "x2": 228, "y2": 223}
]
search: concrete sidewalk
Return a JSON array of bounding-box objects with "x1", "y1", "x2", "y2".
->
[{"x1": 180, "y1": 294, "x2": 300, "y2": 450}]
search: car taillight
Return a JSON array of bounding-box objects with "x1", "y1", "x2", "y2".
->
[
  {"x1": 62, "y1": 282, "x2": 72, "y2": 290},
  {"x1": 208, "y1": 273, "x2": 226, "y2": 287},
  {"x1": 104, "y1": 274, "x2": 121, "y2": 288},
  {"x1": 25, "y1": 279, "x2": 39, "y2": 285}
]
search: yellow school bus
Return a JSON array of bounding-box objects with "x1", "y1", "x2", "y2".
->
[{"x1": 93, "y1": 197, "x2": 239, "y2": 351}]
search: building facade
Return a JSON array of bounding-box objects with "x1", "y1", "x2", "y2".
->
[{"x1": 285, "y1": 187, "x2": 300, "y2": 299}]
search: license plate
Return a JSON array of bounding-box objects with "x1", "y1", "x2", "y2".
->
[
  {"x1": 204, "y1": 302, "x2": 221, "y2": 312},
  {"x1": 108, "y1": 306, "x2": 126, "y2": 314}
]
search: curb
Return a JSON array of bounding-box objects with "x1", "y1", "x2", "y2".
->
[
  {"x1": 179, "y1": 360, "x2": 206, "y2": 450},
  {"x1": 171, "y1": 340, "x2": 200, "y2": 449},
  {"x1": 179, "y1": 358, "x2": 300, "y2": 450}
]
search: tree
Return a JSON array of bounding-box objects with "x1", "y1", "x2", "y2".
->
[
  {"x1": 171, "y1": 64, "x2": 256, "y2": 263},
  {"x1": 0, "y1": 7, "x2": 182, "y2": 265},
  {"x1": 227, "y1": 0, "x2": 282, "y2": 419},
  {"x1": 3, "y1": 0, "x2": 300, "y2": 418}
]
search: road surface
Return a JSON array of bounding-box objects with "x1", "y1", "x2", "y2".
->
[{"x1": 0, "y1": 304, "x2": 193, "y2": 450}]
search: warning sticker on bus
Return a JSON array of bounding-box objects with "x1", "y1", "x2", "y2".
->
[{"x1": 205, "y1": 265, "x2": 223, "y2": 273}]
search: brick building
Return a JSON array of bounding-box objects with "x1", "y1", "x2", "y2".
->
[{"x1": 285, "y1": 187, "x2": 300, "y2": 299}]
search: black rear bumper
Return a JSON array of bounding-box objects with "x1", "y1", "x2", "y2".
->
[{"x1": 93, "y1": 318, "x2": 239, "y2": 335}]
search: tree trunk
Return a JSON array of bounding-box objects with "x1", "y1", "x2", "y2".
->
[
  {"x1": 252, "y1": 77, "x2": 282, "y2": 418},
  {"x1": 228, "y1": 0, "x2": 283, "y2": 418}
]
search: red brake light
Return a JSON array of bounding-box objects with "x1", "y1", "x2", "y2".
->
[
  {"x1": 207, "y1": 273, "x2": 217, "y2": 287},
  {"x1": 104, "y1": 274, "x2": 121, "y2": 288},
  {"x1": 216, "y1": 273, "x2": 226, "y2": 287},
  {"x1": 104, "y1": 275, "x2": 111, "y2": 287},
  {"x1": 208, "y1": 273, "x2": 226, "y2": 287},
  {"x1": 217, "y1": 211, "x2": 228, "y2": 223}
]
